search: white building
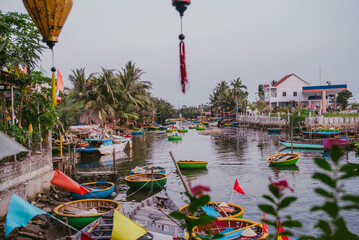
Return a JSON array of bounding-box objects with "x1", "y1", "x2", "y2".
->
[
  {"x1": 263, "y1": 73, "x2": 347, "y2": 112},
  {"x1": 264, "y1": 73, "x2": 310, "y2": 107}
]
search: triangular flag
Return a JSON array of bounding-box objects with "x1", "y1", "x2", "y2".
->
[
  {"x1": 262, "y1": 212, "x2": 268, "y2": 234},
  {"x1": 29, "y1": 123, "x2": 33, "y2": 134},
  {"x1": 98, "y1": 110, "x2": 102, "y2": 120},
  {"x1": 5, "y1": 194, "x2": 49, "y2": 238},
  {"x1": 81, "y1": 232, "x2": 95, "y2": 240},
  {"x1": 112, "y1": 210, "x2": 148, "y2": 240},
  {"x1": 233, "y1": 179, "x2": 245, "y2": 195},
  {"x1": 24, "y1": 66, "x2": 27, "y2": 74},
  {"x1": 277, "y1": 220, "x2": 290, "y2": 240},
  {"x1": 51, "y1": 169, "x2": 89, "y2": 195},
  {"x1": 57, "y1": 69, "x2": 64, "y2": 91}
]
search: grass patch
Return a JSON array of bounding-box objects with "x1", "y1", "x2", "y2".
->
[{"x1": 323, "y1": 112, "x2": 359, "y2": 117}]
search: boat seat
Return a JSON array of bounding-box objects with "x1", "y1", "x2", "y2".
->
[{"x1": 201, "y1": 206, "x2": 221, "y2": 217}]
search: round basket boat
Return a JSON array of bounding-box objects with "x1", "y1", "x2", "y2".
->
[
  {"x1": 267, "y1": 152, "x2": 300, "y2": 166},
  {"x1": 125, "y1": 173, "x2": 167, "y2": 190},
  {"x1": 189, "y1": 126, "x2": 196, "y2": 129},
  {"x1": 168, "y1": 135, "x2": 182, "y2": 141},
  {"x1": 54, "y1": 199, "x2": 121, "y2": 229},
  {"x1": 166, "y1": 129, "x2": 174, "y2": 133},
  {"x1": 178, "y1": 129, "x2": 188, "y2": 133},
  {"x1": 130, "y1": 165, "x2": 166, "y2": 175},
  {"x1": 177, "y1": 160, "x2": 208, "y2": 169},
  {"x1": 70, "y1": 182, "x2": 115, "y2": 200},
  {"x1": 180, "y1": 202, "x2": 245, "y2": 219},
  {"x1": 191, "y1": 218, "x2": 267, "y2": 240},
  {"x1": 196, "y1": 126, "x2": 206, "y2": 130}
]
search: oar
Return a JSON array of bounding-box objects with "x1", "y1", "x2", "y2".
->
[{"x1": 169, "y1": 151, "x2": 190, "y2": 195}]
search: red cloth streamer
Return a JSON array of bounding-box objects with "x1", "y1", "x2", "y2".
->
[
  {"x1": 179, "y1": 40, "x2": 188, "y2": 93},
  {"x1": 51, "y1": 169, "x2": 89, "y2": 195},
  {"x1": 233, "y1": 179, "x2": 245, "y2": 195}
]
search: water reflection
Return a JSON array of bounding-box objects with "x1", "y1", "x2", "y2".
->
[{"x1": 180, "y1": 168, "x2": 208, "y2": 182}]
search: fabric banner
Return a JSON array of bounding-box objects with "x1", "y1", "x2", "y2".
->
[
  {"x1": 51, "y1": 169, "x2": 89, "y2": 195},
  {"x1": 262, "y1": 212, "x2": 268, "y2": 234},
  {"x1": 233, "y1": 179, "x2": 245, "y2": 195},
  {"x1": 0, "y1": 131, "x2": 28, "y2": 159},
  {"x1": 277, "y1": 220, "x2": 290, "y2": 240},
  {"x1": 5, "y1": 194, "x2": 49, "y2": 238},
  {"x1": 111, "y1": 210, "x2": 148, "y2": 240},
  {"x1": 57, "y1": 69, "x2": 64, "y2": 91}
]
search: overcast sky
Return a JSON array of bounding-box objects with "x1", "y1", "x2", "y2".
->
[{"x1": 2, "y1": 0, "x2": 359, "y2": 107}]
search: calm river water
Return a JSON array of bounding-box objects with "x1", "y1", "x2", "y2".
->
[{"x1": 76, "y1": 126, "x2": 359, "y2": 237}]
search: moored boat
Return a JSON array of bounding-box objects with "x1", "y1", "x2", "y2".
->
[
  {"x1": 168, "y1": 135, "x2": 182, "y2": 141},
  {"x1": 267, "y1": 152, "x2": 300, "y2": 166},
  {"x1": 125, "y1": 173, "x2": 167, "y2": 190},
  {"x1": 148, "y1": 126, "x2": 161, "y2": 131},
  {"x1": 191, "y1": 218, "x2": 267, "y2": 240},
  {"x1": 189, "y1": 124, "x2": 197, "y2": 129},
  {"x1": 301, "y1": 131, "x2": 344, "y2": 138},
  {"x1": 70, "y1": 182, "x2": 115, "y2": 200},
  {"x1": 279, "y1": 141, "x2": 324, "y2": 150},
  {"x1": 178, "y1": 128, "x2": 188, "y2": 133},
  {"x1": 268, "y1": 128, "x2": 281, "y2": 133},
  {"x1": 128, "y1": 192, "x2": 184, "y2": 238},
  {"x1": 130, "y1": 165, "x2": 166, "y2": 175},
  {"x1": 180, "y1": 202, "x2": 245, "y2": 219},
  {"x1": 196, "y1": 124, "x2": 206, "y2": 130},
  {"x1": 54, "y1": 199, "x2": 121, "y2": 229},
  {"x1": 177, "y1": 160, "x2": 208, "y2": 169}
]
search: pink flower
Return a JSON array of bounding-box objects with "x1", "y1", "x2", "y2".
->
[
  {"x1": 191, "y1": 185, "x2": 211, "y2": 197},
  {"x1": 323, "y1": 138, "x2": 348, "y2": 150},
  {"x1": 270, "y1": 178, "x2": 294, "y2": 192}
]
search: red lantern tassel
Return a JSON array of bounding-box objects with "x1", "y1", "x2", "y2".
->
[{"x1": 179, "y1": 40, "x2": 188, "y2": 93}]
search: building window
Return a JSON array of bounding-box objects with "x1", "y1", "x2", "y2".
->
[
  {"x1": 282, "y1": 92, "x2": 286, "y2": 97},
  {"x1": 293, "y1": 92, "x2": 297, "y2": 96}
]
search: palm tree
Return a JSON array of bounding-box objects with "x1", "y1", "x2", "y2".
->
[
  {"x1": 248, "y1": 102, "x2": 257, "y2": 114},
  {"x1": 230, "y1": 77, "x2": 247, "y2": 116},
  {"x1": 270, "y1": 80, "x2": 278, "y2": 86},
  {"x1": 86, "y1": 67, "x2": 117, "y2": 125},
  {"x1": 67, "y1": 68, "x2": 93, "y2": 102},
  {"x1": 256, "y1": 101, "x2": 268, "y2": 115}
]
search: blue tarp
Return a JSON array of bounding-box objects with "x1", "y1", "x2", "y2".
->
[
  {"x1": 5, "y1": 194, "x2": 49, "y2": 238},
  {"x1": 201, "y1": 206, "x2": 221, "y2": 217}
]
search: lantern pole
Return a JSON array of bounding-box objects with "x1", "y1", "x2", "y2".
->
[{"x1": 51, "y1": 49, "x2": 57, "y2": 106}]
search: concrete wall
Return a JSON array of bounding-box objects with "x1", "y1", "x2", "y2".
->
[
  {"x1": 0, "y1": 131, "x2": 53, "y2": 218},
  {"x1": 237, "y1": 114, "x2": 287, "y2": 128},
  {"x1": 305, "y1": 116, "x2": 359, "y2": 129}
]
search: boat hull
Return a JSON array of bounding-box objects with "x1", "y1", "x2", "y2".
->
[
  {"x1": 131, "y1": 166, "x2": 166, "y2": 175},
  {"x1": 280, "y1": 141, "x2": 324, "y2": 150},
  {"x1": 177, "y1": 160, "x2": 208, "y2": 169},
  {"x1": 180, "y1": 202, "x2": 244, "y2": 219},
  {"x1": 125, "y1": 173, "x2": 167, "y2": 190},
  {"x1": 54, "y1": 199, "x2": 121, "y2": 229},
  {"x1": 168, "y1": 136, "x2": 182, "y2": 141},
  {"x1": 267, "y1": 153, "x2": 300, "y2": 166},
  {"x1": 70, "y1": 182, "x2": 115, "y2": 200}
]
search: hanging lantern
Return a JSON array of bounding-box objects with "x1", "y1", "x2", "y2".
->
[
  {"x1": 23, "y1": 0, "x2": 73, "y2": 106},
  {"x1": 22, "y1": 0, "x2": 73, "y2": 49},
  {"x1": 172, "y1": 0, "x2": 191, "y2": 16},
  {"x1": 172, "y1": 0, "x2": 191, "y2": 93}
]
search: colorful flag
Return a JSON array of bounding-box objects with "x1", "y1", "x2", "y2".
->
[
  {"x1": 5, "y1": 194, "x2": 49, "y2": 238},
  {"x1": 29, "y1": 123, "x2": 33, "y2": 134},
  {"x1": 262, "y1": 212, "x2": 268, "y2": 234},
  {"x1": 112, "y1": 210, "x2": 148, "y2": 240},
  {"x1": 310, "y1": 102, "x2": 314, "y2": 112},
  {"x1": 277, "y1": 220, "x2": 290, "y2": 240},
  {"x1": 51, "y1": 169, "x2": 89, "y2": 195},
  {"x1": 233, "y1": 179, "x2": 245, "y2": 195},
  {"x1": 24, "y1": 66, "x2": 27, "y2": 74},
  {"x1": 57, "y1": 69, "x2": 64, "y2": 91}
]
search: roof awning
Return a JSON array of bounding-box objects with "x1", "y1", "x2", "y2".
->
[{"x1": 302, "y1": 84, "x2": 347, "y2": 95}]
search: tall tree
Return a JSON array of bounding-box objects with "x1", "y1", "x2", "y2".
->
[
  {"x1": 152, "y1": 97, "x2": 175, "y2": 124},
  {"x1": 230, "y1": 77, "x2": 247, "y2": 114},
  {"x1": 337, "y1": 90, "x2": 353, "y2": 110}
]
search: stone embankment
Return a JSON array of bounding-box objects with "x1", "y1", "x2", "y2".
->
[{"x1": 237, "y1": 115, "x2": 287, "y2": 128}]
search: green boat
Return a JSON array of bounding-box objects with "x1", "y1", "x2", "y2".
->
[
  {"x1": 168, "y1": 135, "x2": 182, "y2": 141},
  {"x1": 267, "y1": 152, "x2": 300, "y2": 166},
  {"x1": 166, "y1": 129, "x2": 174, "y2": 133},
  {"x1": 54, "y1": 199, "x2": 121, "y2": 229},
  {"x1": 189, "y1": 125, "x2": 196, "y2": 129},
  {"x1": 177, "y1": 160, "x2": 208, "y2": 169},
  {"x1": 178, "y1": 128, "x2": 188, "y2": 133},
  {"x1": 180, "y1": 202, "x2": 244, "y2": 219},
  {"x1": 125, "y1": 173, "x2": 167, "y2": 190},
  {"x1": 279, "y1": 141, "x2": 324, "y2": 150},
  {"x1": 148, "y1": 126, "x2": 160, "y2": 131},
  {"x1": 196, "y1": 125, "x2": 206, "y2": 130}
]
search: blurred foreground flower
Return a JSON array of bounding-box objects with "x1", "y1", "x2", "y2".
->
[
  {"x1": 270, "y1": 178, "x2": 294, "y2": 192},
  {"x1": 323, "y1": 138, "x2": 349, "y2": 150},
  {"x1": 191, "y1": 185, "x2": 211, "y2": 197}
]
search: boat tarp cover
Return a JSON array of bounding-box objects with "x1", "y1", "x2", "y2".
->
[
  {"x1": 201, "y1": 206, "x2": 221, "y2": 217},
  {"x1": 0, "y1": 131, "x2": 28, "y2": 159},
  {"x1": 112, "y1": 210, "x2": 148, "y2": 240}
]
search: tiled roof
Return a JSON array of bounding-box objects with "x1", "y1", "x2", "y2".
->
[{"x1": 273, "y1": 73, "x2": 309, "y2": 87}]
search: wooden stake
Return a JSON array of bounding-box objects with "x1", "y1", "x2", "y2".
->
[{"x1": 169, "y1": 151, "x2": 190, "y2": 195}]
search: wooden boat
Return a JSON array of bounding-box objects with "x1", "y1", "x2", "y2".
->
[
  {"x1": 191, "y1": 218, "x2": 267, "y2": 240},
  {"x1": 180, "y1": 202, "x2": 245, "y2": 219},
  {"x1": 223, "y1": 123, "x2": 232, "y2": 127},
  {"x1": 70, "y1": 182, "x2": 115, "y2": 200},
  {"x1": 130, "y1": 165, "x2": 166, "y2": 175},
  {"x1": 72, "y1": 210, "x2": 154, "y2": 240},
  {"x1": 301, "y1": 131, "x2": 344, "y2": 138},
  {"x1": 76, "y1": 138, "x2": 128, "y2": 155},
  {"x1": 189, "y1": 124, "x2": 197, "y2": 129},
  {"x1": 132, "y1": 130, "x2": 143, "y2": 135},
  {"x1": 168, "y1": 135, "x2": 182, "y2": 141},
  {"x1": 166, "y1": 128, "x2": 175, "y2": 133},
  {"x1": 178, "y1": 128, "x2": 188, "y2": 133},
  {"x1": 267, "y1": 152, "x2": 300, "y2": 166},
  {"x1": 76, "y1": 142, "x2": 89, "y2": 148},
  {"x1": 268, "y1": 128, "x2": 281, "y2": 133},
  {"x1": 54, "y1": 199, "x2": 121, "y2": 229},
  {"x1": 128, "y1": 192, "x2": 184, "y2": 238},
  {"x1": 177, "y1": 160, "x2": 208, "y2": 169},
  {"x1": 279, "y1": 141, "x2": 324, "y2": 150},
  {"x1": 125, "y1": 173, "x2": 167, "y2": 190}
]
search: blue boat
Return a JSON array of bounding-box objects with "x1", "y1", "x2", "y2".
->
[
  {"x1": 132, "y1": 130, "x2": 143, "y2": 135},
  {"x1": 76, "y1": 139, "x2": 113, "y2": 153},
  {"x1": 70, "y1": 182, "x2": 115, "y2": 200},
  {"x1": 280, "y1": 141, "x2": 324, "y2": 150},
  {"x1": 268, "y1": 128, "x2": 281, "y2": 133},
  {"x1": 301, "y1": 131, "x2": 345, "y2": 138}
]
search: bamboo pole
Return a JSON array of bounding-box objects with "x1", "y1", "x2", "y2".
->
[{"x1": 169, "y1": 151, "x2": 190, "y2": 194}]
